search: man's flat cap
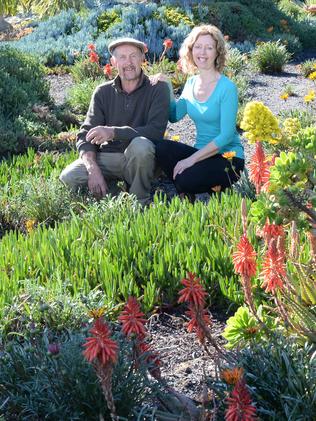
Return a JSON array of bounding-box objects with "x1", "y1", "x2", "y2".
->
[{"x1": 108, "y1": 37, "x2": 147, "y2": 54}]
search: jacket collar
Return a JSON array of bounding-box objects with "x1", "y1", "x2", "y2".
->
[{"x1": 112, "y1": 71, "x2": 148, "y2": 94}]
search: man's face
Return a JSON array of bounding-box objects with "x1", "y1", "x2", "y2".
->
[{"x1": 111, "y1": 44, "x2": 144, "y2": 82}]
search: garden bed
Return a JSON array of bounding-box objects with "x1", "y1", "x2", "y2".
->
[{"x1": 1, "y1": 2, "x2": 316, "y2": 420}]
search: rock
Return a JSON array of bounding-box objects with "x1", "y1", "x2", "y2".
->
[{"x1": 0, "y1": 16, "x2": 13, "y2": 32}]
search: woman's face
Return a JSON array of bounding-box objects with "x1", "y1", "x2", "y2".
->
[{"x1": 192, "y1": 34, "x2": 218, "y2": 70}]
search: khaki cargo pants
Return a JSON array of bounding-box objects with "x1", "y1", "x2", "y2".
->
[{"x1": 59, "y1": 137, "x2": 156, "y2": 204}]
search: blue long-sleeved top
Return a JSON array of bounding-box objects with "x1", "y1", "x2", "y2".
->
[{"x1": 170, "y1": 75, "x2": 244, "y2": 159}]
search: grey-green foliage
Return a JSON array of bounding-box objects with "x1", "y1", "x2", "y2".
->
[
  {"x1": 0, "y1": 330, "x2": 155, "y2": 420},
  {"x1": 0, "y1": 46, "x2": 51, "y2": 155},
  {"x1": 279, "y1": 108, "x2": 316, "y2": 128},
  {"x1": 0, "y1": 282, "x2": 101, "y2": 340},
  {"x1": 0, "y1": 46, "x2": 50, "y2": 118},
  {"x1": 233, "y1": 168, "x2": 256, "y2": 200},
  {"x1": 236, "y1": 338, "x2": 316, "y2": 420},
  {"x1": 208, "y1": 335, "x2": 316, "y2": 420}
]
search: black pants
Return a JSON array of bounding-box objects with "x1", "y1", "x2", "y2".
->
[{"x1": 154, "y1": 139, "x2": 244, "y2": 194}]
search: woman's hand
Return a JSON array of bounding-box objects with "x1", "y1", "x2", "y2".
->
[
  {"x1": 173, "y1": 156, "x2": 196, "y2": 179},
  {"x1": 149, "y1": 73, "x2": 171, "y2": 85}
]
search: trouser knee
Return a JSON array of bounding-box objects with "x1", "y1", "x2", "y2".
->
[
  {"x1": 126, "y1": 136, "x2": 155, "y2": 162},
  {"x1": 174, "y1": 175, "x2": 191, "y2": 193},
  {"x1": 59, "y1": 164, "x2": 87, "y2": 190}
]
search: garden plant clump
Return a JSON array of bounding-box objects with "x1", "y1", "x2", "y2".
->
[{"x1": 1, "y1": 0, "x2": 316, "y2": 419}]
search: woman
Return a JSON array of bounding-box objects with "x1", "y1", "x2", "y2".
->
[{"x1": 151, "y1": 25, "x2": 244, "y2": 198}]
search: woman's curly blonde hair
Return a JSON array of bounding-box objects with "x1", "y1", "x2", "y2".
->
[{"x1": 179, "y1": 25, "x2": 227, "y2": 74}]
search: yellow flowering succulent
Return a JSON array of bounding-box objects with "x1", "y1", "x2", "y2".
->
[
  {"x1": 304, "y1": 89, "x2": 315, "y2": 103},
  {"x1": 280, "y1": 93, "x2": 289, "y2": 101},
  {"x1": 240, "y1": 101, "x2": 281, "y2": 144},
  {"x1": 308, "y1": 71, "x2": 316, "y2": 81},
  {"x1": 282, "y1": 118, "x2": 302, "y2": 141},
  {"x1": 25, "y1": 219, "x2": 37, "y2": 233}
]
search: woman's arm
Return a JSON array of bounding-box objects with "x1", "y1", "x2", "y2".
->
[
  {"x1": 173, "y1": 141, "x2": 218, "y2": 179},
  {"x1": 149, "y1": 74, "x2": 187, "y2": 122},
  {"x1": 212, "y1": 83, "x2": 238, "y2": 150}
]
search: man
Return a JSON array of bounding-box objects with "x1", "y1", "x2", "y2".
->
[{"x1": 60, "y1": 37, "x2": 170, "y2": 204}]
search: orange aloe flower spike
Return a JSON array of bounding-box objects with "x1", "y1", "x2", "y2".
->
[
  {"x1": 232, "y1": 234, "x2": 257, "y2": 278},
  {"x1": 178, "y1": 272, "x2": 207, "y2": 308},
  {"x1": 118, "y1": 296, "x2": 147, "y2": 338},
  {"x1": 83, "y1": 318, "x2": 118, "y2": 366}
]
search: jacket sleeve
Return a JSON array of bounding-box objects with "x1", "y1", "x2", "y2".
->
[
  {"x1": 112, "y1": 81, "x2": 170, "y2": 141},
  {"x1": 76, "y1": 86, "x2": 106, "y2": 154}
]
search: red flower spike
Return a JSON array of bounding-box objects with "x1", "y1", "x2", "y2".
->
[
  {"x1": 262, "y1": 219, "x2": 284, "y2": 244},
  {"x1": 178, "y1": 272, "x2": 207, "y2": 308},
  {"x1": 186, "y1": 305, "x2": 211, "y2": 344},
  {"x1": 103, "y1": 63, "x2": 112, "y2": 77},
  {"x1": 225, "y1": 378, "x2": 257, "y2": 421},
  {"x1": 163, "y1": 38, "x2": 173, "y2": 50},
  {"x1": 232, "y1": 235, "x2": 257, "y2": 278},
  {"x1": 83, "y1": 318, "x2": 118, "y2": 366},
  {"x1": 248, "y1": 142, "x2": 270, "y2": 194},
  {"x1": 89, "y1": 51, "x2": 99, "y2": 63},
  {"x1": 118, "y1": 297, "x2": 147, "y2": 338},
  {"x1": 260, "y1": 239, "x2": 286, "y2": 294},
  {"x1": 87, "y1": 43, "x2": 96, "y2": 51}
]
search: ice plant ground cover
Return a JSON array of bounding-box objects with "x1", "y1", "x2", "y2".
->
[{"x1": 1, "y1": 1, "x2": 316, "y2": 419}]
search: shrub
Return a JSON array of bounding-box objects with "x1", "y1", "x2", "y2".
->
[
  {"x1": 251, "y1": 40, "x2": 291, "y2": 73},
  {"x1": 299, "y1": 59, "x2": 316, "y2": 78},
  {"x1": 0, "y1": 282, "x2": 94, "y2": 340},
  {"x1": 225, "y1": 47, "x2": 248, "y2": 77},
  {"x1": 0, "y1": 115, "x2": 25, "y2": 156},
  {"x1": 97, "y1": 7, "x2": 122, "y2": 33},
  {"x1": 230, "y1": 74, "x2": 249, "y2": 106},
  {"x1": 278, "y1": 0, "x2": 307, "y2": 21},
  {"x1": 159, "y1": 5, "x2": 195, "y2": 27},
  {"x1": 207, "y1": 1, "x2": 266, "y2": 41},
  {"x1": 270, "y1": 32, "x2": 302, "y2": 55},
  {"x1": 67, "y1": 77, "x2": 104, "y2": 114},
  {"x1": 0, "y1": 46, "x2": 51, "y2": 155},
  {"x1": 0, "y1": 175, "x2": 81, "y2": 230},
  {"x1": 0, "y1": 46, "x2": 50, "y2": 118},
  {"x1": 0, "y1": 149, "x2": 77, "y2": 187},
  {"x1": 209, "y1": 336, "x2": 316, "y2": 420}
]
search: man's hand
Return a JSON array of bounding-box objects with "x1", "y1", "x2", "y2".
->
[
  {"x1": 149, "y1": 73, "x2": 170, "y2": 85},
  {"x1": 86, "y1": 126, "x2": 114, "y2": 145},
  {"x1": 87, "y1": 166, "x2": 108, "y2": 199},
  {"x1": 173, "y1": 156, "x2": 196, "y2": 180},
  {"x1": 80, "y1": 150, "x2": 108, "y2": 199}
]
